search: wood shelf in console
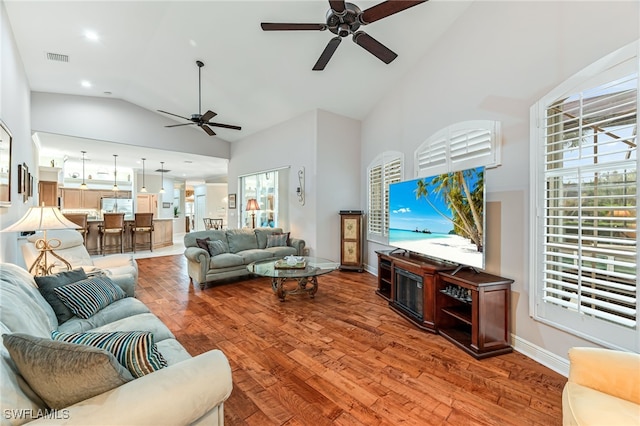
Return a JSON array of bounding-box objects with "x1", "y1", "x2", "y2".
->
[{"x1": 437, "y1": 269, "x2": 513, "y2": 359}]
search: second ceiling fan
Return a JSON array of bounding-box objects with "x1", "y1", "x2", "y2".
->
[
  {"x1": 158, "y1": 60, "x2": 241, "y2": 136},
  {"x1": 261, "y1": 0, "x2": 427, "y2": 71}
]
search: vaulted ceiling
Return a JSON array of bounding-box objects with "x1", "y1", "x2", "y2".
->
[{"x1": 4, "y1": 0, "x2": 472, "y2": 180}]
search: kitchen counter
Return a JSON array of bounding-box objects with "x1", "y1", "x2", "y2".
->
[{"x1": 84, "y1": 218, "x2": 173, "y2": 255}]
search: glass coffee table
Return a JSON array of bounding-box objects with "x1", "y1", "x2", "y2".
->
[{"x1": 247, "y1": 257, "x2": 339, "y2": 301}]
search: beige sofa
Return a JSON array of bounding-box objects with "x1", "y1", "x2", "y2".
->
[
  {"x1": 563, "y1": 347, "x2": 640, "y2": 425},
  {"x1": 0, "y1": 262, "x2": 233, "y2": 425},
  {"x1": 21, "y1": 229, "x2": 138, "y2": 296},
  {"x1": 184, "y1": 227, "x2": 305, "y2": 289}
]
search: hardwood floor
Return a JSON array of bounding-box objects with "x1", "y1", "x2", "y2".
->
[{"x1": 135, "y1": 255, "x2": 566, "y2": 425}]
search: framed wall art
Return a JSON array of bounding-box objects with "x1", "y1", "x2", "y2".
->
[
  {"x1": 22, "y1": 163, "x2": 29, "y2": 203},
  {"x1": 228, "y1": 193, "x2": 236, "y2": 209},
  {"x1": 0, "y1": 120, "x2": 12, "y2": 207}
]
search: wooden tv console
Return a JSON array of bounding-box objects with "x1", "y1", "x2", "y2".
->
[{"x1": 376, "y1": 250, "x2": 513, "y2": 359}]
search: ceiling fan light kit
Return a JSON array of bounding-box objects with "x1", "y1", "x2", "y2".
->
[
  {"x1": 158, "y1": 60, "x2": 241, "y2": 137},
  {"x1": 261, "y1": 0, "x2": 427, "y2": 70}
]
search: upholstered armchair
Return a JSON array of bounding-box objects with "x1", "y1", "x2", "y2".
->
[
  {"x1": 21, "y1": 229, "x2": 138, "y2": 296},
  {"x1": 563, "y1": 347, "x2": 640, "y2": 425}
]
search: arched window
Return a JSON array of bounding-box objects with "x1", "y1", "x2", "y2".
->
[{"x1": 414, "y1": 120, "x2": 501, "y2": 177}]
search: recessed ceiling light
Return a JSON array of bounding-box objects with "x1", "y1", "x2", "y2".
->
[
  {"x1": 84, "y1": 30, "x2": 99, "y2": 41},
  {"x1": 81, "y1": 80, "x2": 92, "y2": 88}
]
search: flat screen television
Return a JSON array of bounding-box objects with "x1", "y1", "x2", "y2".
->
[{"x1": 388, "y1": 166, "x2": 485, "y2": 271}]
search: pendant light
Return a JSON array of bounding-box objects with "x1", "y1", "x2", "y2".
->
[
  {"x1": 159, "y1": 161, "x2": 165, "y2": 194},
  {"x1": 140, "y1": 158, "x2": 148, "y2": 193},
  {"x1": 79, "y1": 151, "x2": 88, "y2": 190},
  {"x1": 112, "y1": 154, "x2": 119, "y2": 192}
]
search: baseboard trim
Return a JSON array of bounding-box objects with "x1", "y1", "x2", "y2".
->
[{"x1": 512, "y1": 334, "x2": 569, "y2": 377}]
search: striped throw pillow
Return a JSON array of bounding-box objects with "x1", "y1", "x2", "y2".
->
[
  {"x1": 51, "y1": 330, "x2": 168, "y2": 378},
  {"x1": 53, "y1": 276, "x2": 126, "y2": 319},
  {"x1": 266, "y1": 233, "x2": 288, "y2": 248}
]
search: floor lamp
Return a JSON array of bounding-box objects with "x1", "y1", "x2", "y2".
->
[
  {"x1": 246, "y1": 199, "x2": 260, "y2": 229},
  {"x1": 1, "y1": 206, "x2": 79, "y2": 276}
]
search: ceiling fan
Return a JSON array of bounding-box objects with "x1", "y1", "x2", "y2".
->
[
  {"x1": 261, "y1": 0, "x2": 427, "y2": 71},
  {"x1": 158, "y1": 60, "x2": 241, "y2": 136}
]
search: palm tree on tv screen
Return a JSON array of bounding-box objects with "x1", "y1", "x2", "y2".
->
[{"x1": 415, "y1": 168, "x2": 484, "y2": 252}]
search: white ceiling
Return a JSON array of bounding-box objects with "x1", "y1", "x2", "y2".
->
[{"x1": 4, "y1": 0, "x2": 472, "y2": 181}]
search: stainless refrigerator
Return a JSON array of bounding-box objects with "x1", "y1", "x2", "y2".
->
[{"x1": 100, "y1": 198, "x2": 133, "y2": 220}]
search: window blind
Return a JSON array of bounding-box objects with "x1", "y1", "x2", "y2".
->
[
  {"x1": 367, "y1": 153, "x2": 403, "y2": 239},
  {"x1": 542, "y1": 73, "x2": 638, "y2": 331}
]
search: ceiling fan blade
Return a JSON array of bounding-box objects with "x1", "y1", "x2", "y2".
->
[
  {"x1": 313, "y1": 37, "x2": 342, "y2": 71},
  {"x1": 328, "y1": 0, "x2": 346, "y2": 14},
  {"x1": 360, "y1": 1, "x2": 427, "y2": 24},
  {"x1": 202, "y1": 124, "x2": 216, "y2": 136},
  {"x1": 165, "y1": 123, "x2": 196, "y2": 128},
  {"x1": 353, "y1": 31, "x2": 397, "y2": 64},
  {"x1": 201, "y1": 110, "x2": 217, "y2": 122},
  {"x1": 261, "y1": 23, "x2": 327, "y2": 31},
  {"x1": 206, "y1": 122, "x2": 242, "y2": 131},
  {"x1": 157, "y1": 110, "x2": 190, "y2": 121}
]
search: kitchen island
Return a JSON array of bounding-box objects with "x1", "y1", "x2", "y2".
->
[{"x1": 84, "y1": 218, "x2": 173, "y2": 255}]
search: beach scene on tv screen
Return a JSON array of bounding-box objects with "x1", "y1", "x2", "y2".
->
[{"x1": 389, "y1": 167, "x2": 485, "y2": 269}]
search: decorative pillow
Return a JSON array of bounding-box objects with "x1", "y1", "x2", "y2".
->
[
  {"x1": 34, "y1": 269, "x2": 89, "y2": 325},
  {"x1": 207, "y1": 239, "x2": 228, "y2": 256},
  {"x1": 3, "y1": 333, "x2": 133, "y2": 409},
  {"x1": 52, "y1": 275, "x2": 126, "y2": 319},
  {"x1": 195, "y1": 237, "x2": 211, "y2": 252},
  {"x1": 51, "y1": 330, "x2": 168, "y2": 378},
  {"x1": 266, "y1": 233, "x2": 288, "y2": 248}
]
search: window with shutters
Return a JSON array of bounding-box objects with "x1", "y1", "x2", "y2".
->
[
  {"x1": 415, "y1": 120, "x2": 501, "y2": 177},
  {"x1": 531, "y1": 41, "x2": 638, "y2": 352},
  {"x1": 367, "y1": 152, "x2": 403, "y2": 242}
]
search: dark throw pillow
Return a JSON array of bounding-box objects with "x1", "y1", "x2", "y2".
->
[
  {"x1": 34, "y1": 269, "x2": 88, "y2": 325},
  {"x1": 51, "y1": 330, "x2": 168, "y2": 378},
  {"x1": 3, "y1": 333, "x2": 133, "y2": 409},
  {"x1": 53, "y1": 275, "x2": 126, "y2": 319},
  {"x1": 195, "y1": 237, "x2": 211, "y2": 252}
]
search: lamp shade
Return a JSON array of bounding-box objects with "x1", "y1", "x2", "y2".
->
[
  {"x1": 1, "y1": 206, "x2": 79, "y2": 233},
  {"x1": 246, "y1": 199, "x2": 260, "y2": 212}
]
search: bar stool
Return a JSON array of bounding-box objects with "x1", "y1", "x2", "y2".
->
[
  {"x1": 131, "y1": 213, "x2": 154, "y2": 253},
  {"x1": 203, "y1": 218, "x2": 214, "y2": 230},
  {"x1": 63, "y1": 213, "x2": 89, "y2": 245},
  {"x1": 99, "y1": 213, "x2": 125, "y2": 255}
]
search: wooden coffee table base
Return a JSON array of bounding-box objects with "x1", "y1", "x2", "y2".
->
[{"x1": 271, "y1": 276, "x2": 318, "y2": 302}]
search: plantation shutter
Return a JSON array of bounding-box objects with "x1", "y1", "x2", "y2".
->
[
  {"x1": 542, "y1": 72, "x2": 638, "y2": 330},
  {"x1": 415, "y1": 120, "x2": 501, "y2": 177},
  {"x1": 367, "y1": 152, "x2": 403, "y2": 239},
  {"x1": 368, "y1": 164, "x2": 383, "y2": 235},
  {"x1": 383, "y1": 157, "x2": 402, "y2": 235}
]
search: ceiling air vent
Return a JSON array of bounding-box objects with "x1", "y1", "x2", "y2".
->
[{"x1": 46, "y1": 52, "x2": 69, "y2": 62}]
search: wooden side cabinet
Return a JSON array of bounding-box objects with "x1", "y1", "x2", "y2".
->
[
  {"x1": 436, "y1": 270, "x2": 513, "y2": 359},
  {"x1": 339, "y1": 210, "x2": 364, "y2": 272}
]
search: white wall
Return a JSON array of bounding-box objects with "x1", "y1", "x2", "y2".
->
[
  {"x1": 30, "y1": 92, "x2": 230, "y2": 159},
  {"x1": 0, "y1": 1, "x2": 36, "y2": 264},
  {"x1": 229, "y1": 110, "x2": 316, "y2": 248},
  {"x1": 229, "y1": 109, "x2": 360, "y2": 258},
  {"x1": 360, "y1": 1, "x2": 639, "y2": 370},
  {"x1": 315, "y1": 110, "x2": 361, "y2": 260}
]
